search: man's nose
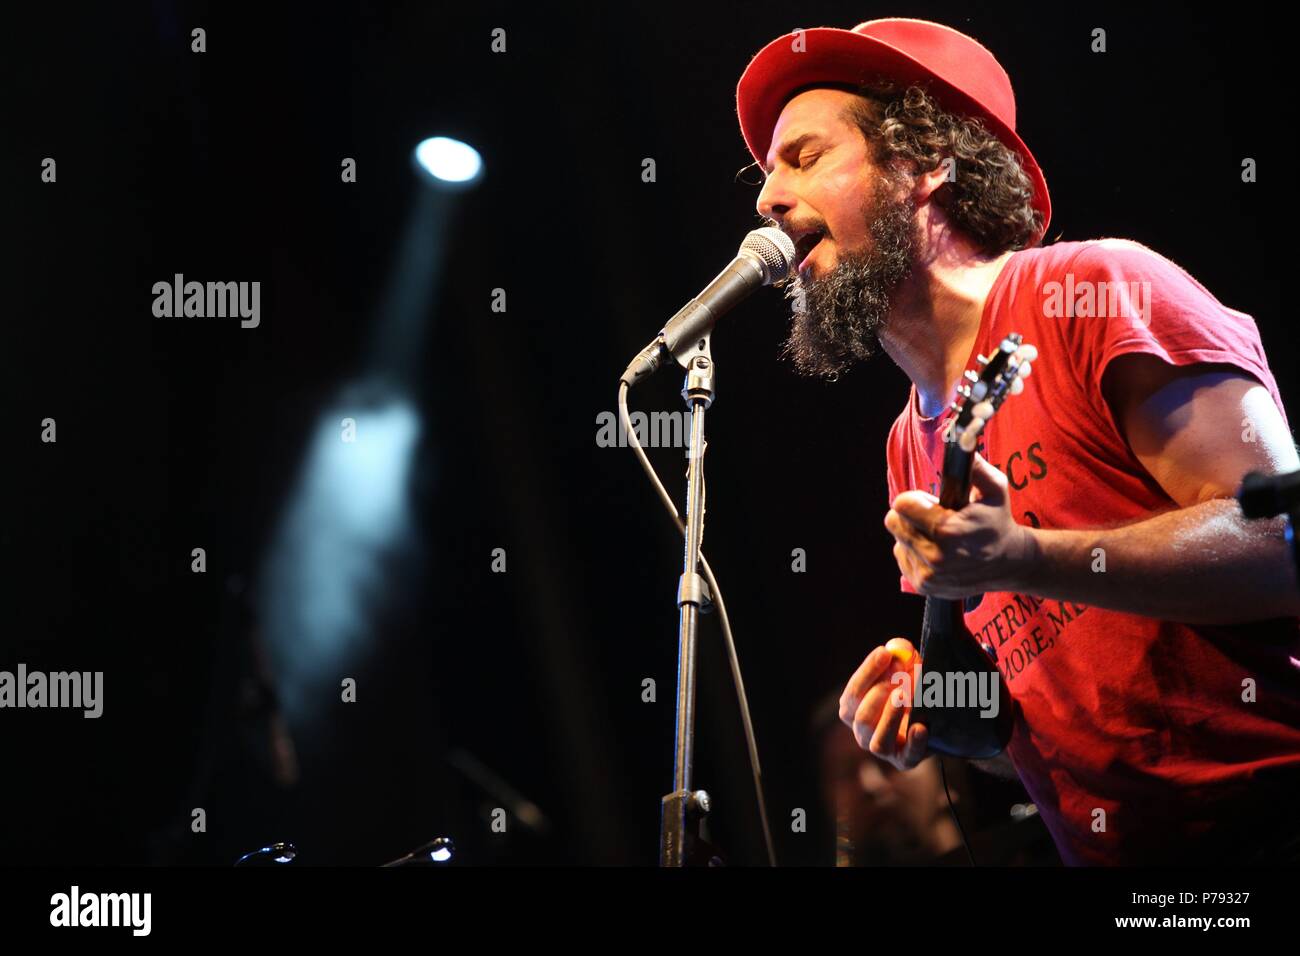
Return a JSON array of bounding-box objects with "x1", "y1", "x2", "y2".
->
[{"x1": 756, "y1": 168, "x2": 796, "y2": 222}]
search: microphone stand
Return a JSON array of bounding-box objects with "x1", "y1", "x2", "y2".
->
[
  {"x1": 660, "y1": 334, "x2": 725, "y2": 867},
  {"x1": 623, "y1": 227, "x2": 791, "y2": 867}
]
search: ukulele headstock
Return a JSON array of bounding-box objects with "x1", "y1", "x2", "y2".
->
[{"x1": 943, "y1": 334, "x2": 1037, "y2": 453}]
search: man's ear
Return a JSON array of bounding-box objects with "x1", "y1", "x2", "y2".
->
[{"x1": 912, "y1": 162, "x2": 951, "y2": 206}]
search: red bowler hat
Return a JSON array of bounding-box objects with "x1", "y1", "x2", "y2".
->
[{"x1": 736, "y1": 18, "x2": 1051, "y2": 245}]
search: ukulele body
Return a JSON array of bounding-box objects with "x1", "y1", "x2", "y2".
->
[{"x1": 912, "y1": 593, "x2": 1014, "y2": 758}]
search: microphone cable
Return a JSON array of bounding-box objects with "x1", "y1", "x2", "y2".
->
[{"x1": 939, "y1": 758, "x2": 977, "y2": 866}]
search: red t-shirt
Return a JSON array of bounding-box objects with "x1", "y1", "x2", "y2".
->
[{"x1": 885, "y1": 238, "x2": 1300, "y2": 865}]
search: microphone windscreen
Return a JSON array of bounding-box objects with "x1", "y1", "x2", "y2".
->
[
  {"x1": 1238, "y1": 469, "x2": 1300, "y2": 519},
  {"x1": 741, "y1": 227, "x2": 796, "y2": 283}
]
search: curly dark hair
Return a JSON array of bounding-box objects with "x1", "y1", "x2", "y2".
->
[{"x1": 839, "y1": 82, "x2": 1043, "y2": 254}]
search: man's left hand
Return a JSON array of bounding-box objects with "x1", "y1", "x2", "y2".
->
[{"x1": 885, "y1": 453, "x2": 1039, "y2": 598}]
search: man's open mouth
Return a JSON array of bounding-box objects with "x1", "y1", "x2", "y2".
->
[{"x1": 793, "y1": 228, "x2": 828, "y2": 271}]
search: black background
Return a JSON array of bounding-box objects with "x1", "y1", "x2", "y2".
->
[{"x1": 5, "y1": 2, "x2": 1293, "y2": 866}]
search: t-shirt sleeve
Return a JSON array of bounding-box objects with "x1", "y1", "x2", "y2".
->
[{"x1": 1063, "y1": 239, "x2": 1284, "y2": 421}]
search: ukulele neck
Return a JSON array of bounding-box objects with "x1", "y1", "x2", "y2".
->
[
  {"x1": 920, "y1": 443, "x2": 975, "y2": 656},
  {"x1": 938, "y1": 444, "x2": 974, "y2": 511}
]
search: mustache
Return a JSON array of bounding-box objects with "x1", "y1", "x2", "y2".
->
[{"x1": 760, "y1": 216, "x2": 831, "y2": 240}]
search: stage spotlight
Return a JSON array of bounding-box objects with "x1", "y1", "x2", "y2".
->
[
  {"x1": 260, "y1": 134, "x2": 479, "y2": 722},
  {"x1": 414, "y1": 136, "x2": 483, "y2": 188}
]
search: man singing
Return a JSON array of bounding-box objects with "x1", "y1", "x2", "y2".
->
[{"x1": 735, "y1": 18, "x2": 1300, "y2": 864}]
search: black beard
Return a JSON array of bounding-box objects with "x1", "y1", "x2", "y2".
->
[{"x1": 780, "y1": 183, "x2": 918, "y2": 380}]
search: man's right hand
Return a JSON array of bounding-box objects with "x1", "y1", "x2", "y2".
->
[{"x1": 839, "y1": 637, "x2": 929, "y2": 771}]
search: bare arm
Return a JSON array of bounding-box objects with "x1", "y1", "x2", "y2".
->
[
  {"x1": 1023, "y1": 358, "x2": 1300, "y2": 623},
  {"x1": 887, "y1": 357, "x2": 1300, "y2": 624}
]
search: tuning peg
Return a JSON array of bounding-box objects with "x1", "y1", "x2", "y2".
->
[
  {"x1": 949, "y1": 401, "x2": 961, "y2": 413},
  {"x1": 971, "y1": 381, "x2": 989, "y2": 401},
  {"x1": 1010, "y1": 376, "x2": 1025, "y2": 395},
  {"x1": 964, "y1": 370, "x2": 979, "y2": 382},
  {"x1": 1017, "y1": 344, "x2": 1039, "y2": 362},
  {"x1": 976, "y1": 354, "x2": 989, "y2": 366},
  {"x1": 958, "y1": 384, "x2": 972, "y2": 398},
  {"x1": 1018, "y1": 361, "x2": 1033, "y2": 378},
  {"x1": 971, "y1": 401, "x2": 995, "y2": 421},
  {"x1": 959, "y1": 426, "x2": 981, "y2": 452}
]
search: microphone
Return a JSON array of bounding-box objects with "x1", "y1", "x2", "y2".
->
[
  {"x1": 1238, "y1": 469, "x2": 1300, "y2": 519},
  {"x1": 620, "y1": 227, "x2": 796, "y2": 387},
  {"x1": 1239, "y1": 469, "x2": 1300, "y2": 592}
]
